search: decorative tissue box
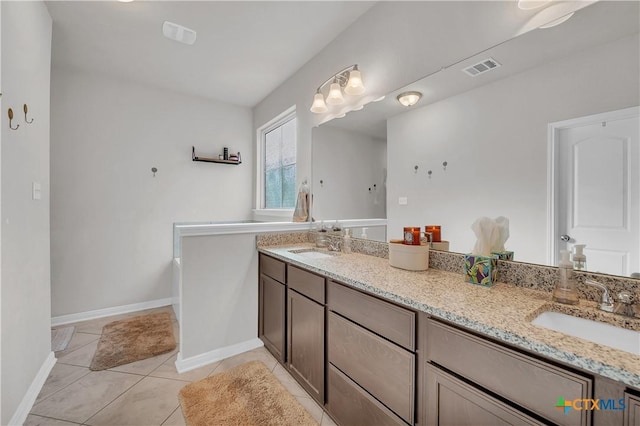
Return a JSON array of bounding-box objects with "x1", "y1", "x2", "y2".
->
[
  {"x1": 464, "y1": 254, "x2": 498, "y2": 287},
  {"x1": 491, "y1": 251, "x2": 514, "y2": 261}
]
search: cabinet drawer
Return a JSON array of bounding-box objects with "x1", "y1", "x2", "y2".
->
[
  {"x1": 259, "y1": 254, "x2": 285, "y2": 283},
  {"x1": 427, "y1": 320, "x2": 592, "y2": 426},
  {"x1": 328, "y1": 280, "x2": 415, "y2": 351},
  {"x1": 327, "y1": 364, "x2": 406, "y2": 426},
  {"x1": 288, "y1": 265, "x2": 325, "y2": 304},
  {"x1": 328, "y1": 312, "x2": 415, "y2": 424},
  {"x1": 425, "y1": 363, "x2": 544, "y2": 426}
]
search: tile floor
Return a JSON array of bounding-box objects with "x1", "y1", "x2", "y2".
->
[{"x1": 29, "y1": 306, "x2": 336, "y2": 426}]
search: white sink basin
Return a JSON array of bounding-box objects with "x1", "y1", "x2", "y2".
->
[
  {"x1": 288, "y1": 248, "x2": 338, "y2": 260},
  {"x1": 531, "y1": 311, "x2": 640, "y2": 356}
]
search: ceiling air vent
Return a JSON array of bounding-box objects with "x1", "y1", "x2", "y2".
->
[
  {"x1": 162, "y1": 21, "x2": 197, "y2": 45},
  {"x1": 462, "y1": 58, "x2": 501, "y2": 77}
]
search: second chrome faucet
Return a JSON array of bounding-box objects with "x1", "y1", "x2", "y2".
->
[{"x1": 584, "y1": 279, "x2": 637, "y2": 318}]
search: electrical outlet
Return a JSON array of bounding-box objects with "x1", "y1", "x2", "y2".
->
[{"x1": 399, "y1": 197, "x2": 408, "y2": 205}]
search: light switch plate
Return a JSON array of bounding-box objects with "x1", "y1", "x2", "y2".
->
[{"x1": 399, "y1": 196, "x2": 408, "y2": 205}]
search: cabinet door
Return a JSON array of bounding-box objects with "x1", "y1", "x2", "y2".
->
[
  {"x1": 259, "y1": 274, "x2": 286, "y2": 363},
  {"x1": 288, "y1": 289, "x2": 325, "y2": 404},
  {"x1": 425, "y1": 363, "x2": 544, "y2": 426},
  {"x1": 626, "y1": 392, "x2": 640, "y2": 426}
]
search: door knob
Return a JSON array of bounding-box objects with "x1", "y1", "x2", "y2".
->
[{"x1": 560, "y1": 235, "x2": 571, "y2": 242}]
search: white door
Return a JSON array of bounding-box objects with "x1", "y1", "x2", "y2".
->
[{"x1": 556, "y1": 109, "x2": 639, "y2": 277}]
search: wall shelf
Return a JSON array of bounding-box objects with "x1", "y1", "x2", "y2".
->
[{"x1": 192, "y1": 146, "x2": 241, "y2": 165}]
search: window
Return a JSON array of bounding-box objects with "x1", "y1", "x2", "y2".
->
[{"x1": 258, "y1": 108, "x2": 297, "y2": 209}]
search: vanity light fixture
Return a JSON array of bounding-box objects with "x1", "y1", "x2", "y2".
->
[
  {"x1": 538, "y1": 12, "x2": 575, "y2": 28},
  {"x1": 309, "y1": 64, "x2": 365, "y2": 113},
  {"x1": 397, "y1": 91, "x2": 422, "y2": 107}
]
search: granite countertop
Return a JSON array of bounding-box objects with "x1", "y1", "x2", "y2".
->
[{"x1": 259, "y1": 243, "x2": 640, "y2": 388}]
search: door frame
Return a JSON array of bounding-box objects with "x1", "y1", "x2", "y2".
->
[{"x1": 546, "y1": 106, "x2": 640, "y2": 266}]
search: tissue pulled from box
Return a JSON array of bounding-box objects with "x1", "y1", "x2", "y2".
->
[{"x1": 471, "y1": 216, "x2": 510, "y2": 257}]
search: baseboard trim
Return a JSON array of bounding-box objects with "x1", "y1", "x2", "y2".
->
[
  {"x1": 51, "y1": 298, "x2": 173, "y2": 326},
  {"x1": 8, "y1": 352, "x2": 56, "y2": 426},
  {"x1": 175, "y1": 338, "x2": 264, "y2": 373}
]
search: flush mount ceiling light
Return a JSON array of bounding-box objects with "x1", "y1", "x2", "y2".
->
[
  {"x1": 162, "y1": 21, "x2": 197, "y2": 46},
  {"x1": 310, "y1": 64, "x2": 365, "y2": 113},
  {"x1": 538, "y1": 12, "x2": 575, "y2": 29},
  {"x1": 397, "y1": 91, "x2": 422, "y2": 107}
]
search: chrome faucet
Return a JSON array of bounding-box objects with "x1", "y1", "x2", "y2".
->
[{"x1": 584, "y1": 280, "x2": 614, "y2": 313}]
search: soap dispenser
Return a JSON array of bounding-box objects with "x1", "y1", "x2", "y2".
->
[
  {"x1": 573, "y1": 244, "x2": 587, "y2": 271},
  {"x1": 360, "y1": 228, "x2": 368, "y2": 240},
  {"x1": 342, "y1": 229, "x2": 352, "y2": 254},
  {"x1": 553, "y1": 250, "x2": 579, "y2": 305}
]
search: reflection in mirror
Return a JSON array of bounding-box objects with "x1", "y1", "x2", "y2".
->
[
  {"x1": 312, "y1": 1, "x2": 640, "y2": 278},
  {"x1": 311, "y1": 123, "x2": 387, "y2": 242}
]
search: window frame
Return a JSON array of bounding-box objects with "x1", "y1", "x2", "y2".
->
[{"x1": 255, "y1": 105, "x2": 297, "y2": 212}]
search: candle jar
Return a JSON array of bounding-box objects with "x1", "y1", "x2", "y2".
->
[
  {"x1": 425, "y1": 225, "x2": 441, "y2": 243},
  {"x1": 403, "y1": 227, "x2": 422, "y2": 245}
]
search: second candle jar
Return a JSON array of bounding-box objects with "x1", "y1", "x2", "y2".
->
[{"x1": 425, "y1": 225, "x2": 441, "y2": 242}]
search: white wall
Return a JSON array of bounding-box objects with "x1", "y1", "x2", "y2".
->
[
  {"x1": 1, "y1": 2, "x2": 52, "y2": 424},
  {"x1": 50, "y1": 69, "x2": 253, "y2": 317},
  {"x1": 253, "y1": 1, "x2": 590, "y2": 213},
  {"x1": 180, "y1": 234, "x2": 258, "y2": 360},
  {"x1": 387, "y1": 34, "x2": 640, "y2": 264},
  {"x1": 312, "y1": 126, "x2": 385, "y2": 220}
]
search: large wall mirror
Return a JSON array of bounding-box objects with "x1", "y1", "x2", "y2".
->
[{"x1": 311, "y1": 1, "x2": 640, "y2": 278}]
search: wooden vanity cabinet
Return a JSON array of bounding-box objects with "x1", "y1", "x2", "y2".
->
[
  {"x1": 327, "y1": 280, "x2": 417, "y2": 425},
  {"x1": 287, "y1": 265, "x2": 325, "y2": 404},
  {"x1": 258, "y1": 255, "x2": 287, "y2": 363},
  {"x1": 422, "y1": 315, "x2": 593, "y2": 426},
  {"x1": 258, "y1": 254, "x2": 639, "y2": 426}
]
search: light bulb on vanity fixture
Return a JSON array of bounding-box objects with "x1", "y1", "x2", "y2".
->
[
  {"x1": 397, "y1": 91, "x2": 422, "y2": 107},
  {"x1": 309, "y1": 64, "x2": 366, "y2": 113},
  {"x1": 326, "y1": 78, "x2": 345, "y2": 105},
  {"x1": 310, "y1": 90, "x2": 328, "y2": 113},
  {"x1": 344, "y1": 65, "x2": 365, "y2": 95}
]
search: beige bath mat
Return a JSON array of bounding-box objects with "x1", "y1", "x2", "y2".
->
[
  {"x1": 89, "y1": 312, "x2": 176, "y2": 371},
  {"x1": 179, "y1": 360, "x2": 318, "y2": 426}
]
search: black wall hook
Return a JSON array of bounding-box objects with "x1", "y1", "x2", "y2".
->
[
  {"x1": 23, "y1": 104, "x2": 34, "y2": 124},
  {"x1": 8, "y1": 108, "x2": 19, "y2": 130}
]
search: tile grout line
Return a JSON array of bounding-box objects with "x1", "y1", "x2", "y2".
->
[
  {"x1": 27, "y1": 413, "x2": 83, "y2": 425},
  {"x1": 160, "y1": 406, "x2": 182, "y2": 426},
  {"x1": 31, "y1": 366, "x2": 92, "y2": 407},
  {"x1": 81, "y1": 373, "x2": 146, "y2": 425}
]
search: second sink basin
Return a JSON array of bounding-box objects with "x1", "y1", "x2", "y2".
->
[
  {"x1": 288, "y1": 248, "x2": 339, "y2": 260},
  {"x1": 531, "y1": 311, "x2": 640, "y2": 356}
]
